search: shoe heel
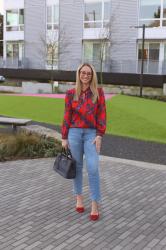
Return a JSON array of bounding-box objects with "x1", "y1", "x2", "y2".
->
[
  {"x1": 76, "y1": 207, "x2": 85, "y2": 213},
  {"x1": 90, "y1": 213, "x2": 99, "y2": 221}
]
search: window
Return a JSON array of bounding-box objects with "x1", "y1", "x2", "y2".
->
[
  {"x1": 163, "y1": 43, "x2": 166, "y2": 73},
  {"x1": 140, "y1": 0, "x2": 160, "y2": 19},
  {"x1": 0, "y1": 15, "x2": 3, "y2": 41},
  {"x1": 164, "y1": 0, "x2": 166, "y2": 17},
  {"x1": 84, "y1": 41, "x2": 101, "y2": 61},
  {"x1": 83, "y1": 40, "x2": 109, "y2": 71},
  {"x1": 47, "y1": 0, "x2": 59, "y2": 30},
  {"x1": 47, "y1": 6, "x2": 52, "y2": 30},
  {"x1": 138, "y1": 43, "x2": 149, "y2": 60},
  {"x1": 163, "y1": 0, "x2": 166, "y2": 25},
  {"x1": 138, "y1": 42, "x2": 160, "y2": 60},
  {"x1": 139, "y1": 0, "x2": 166, "y2": 27},
  {"x1": 164, "y1": 44, "x2": 166, "y2": 60},
  {"x1": 139, "y1": 0, "x2": 160, "y2": 27},
  {"x1": 149, "y1": 43, "x2": 160, "y2": 60},
  {"x1": 6, "y1": 9, "x2": 24, "y2": 31},
  {"x1": 6, "y1": 42, "x2": 24, "y2": 59},
  {"x1": 104, "y1": 0, "x2": 110, "y2": 27},
  {"x1": 138, "y1": 42, "x2": 160, "y2": 73},
  {"x1": 0, "y1": 42, "x2": 3, "y2": 57},
  {"x1": 84, "y1": 0, "x2": 110, "y2": 28}
]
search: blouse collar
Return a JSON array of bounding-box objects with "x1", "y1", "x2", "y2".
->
[{"x1": 81, "y1": 86, "x2": 91, "y2": 94}]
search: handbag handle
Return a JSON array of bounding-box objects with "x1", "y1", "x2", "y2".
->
[{"x1": 62, "y1": 147, "x2": 73, "y2": 159}]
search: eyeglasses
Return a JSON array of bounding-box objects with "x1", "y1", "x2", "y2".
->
[{"x1": 80, "y1": 71, "x2": 92, "y2": 77}]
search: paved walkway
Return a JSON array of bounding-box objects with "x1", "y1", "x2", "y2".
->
[{"x1": 0, "y1": 156, "x2": 166, "y2": 250}]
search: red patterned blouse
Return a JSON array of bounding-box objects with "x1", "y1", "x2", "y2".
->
[{"x1": 61, "y1": 87, "x2": 106, "y2": 139}]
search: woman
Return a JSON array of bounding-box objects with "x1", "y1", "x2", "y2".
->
[{"x1": 61, "y1": 63, "x2": 106, "y2": 221}]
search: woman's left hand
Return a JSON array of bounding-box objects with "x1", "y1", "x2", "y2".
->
[{"x1": 92, "y1": 136, "x2": 102, "y2": 154}]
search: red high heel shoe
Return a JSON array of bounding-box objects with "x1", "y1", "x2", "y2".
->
[
  {"x1": 90, "y1": 213, "x2": 99, "y2": 221},
  {"x1": 76, "y1": 207, "x2": 85, "y2": 213}
]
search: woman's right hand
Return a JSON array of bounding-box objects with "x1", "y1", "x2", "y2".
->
[{"x1": 62, "y1": 139, "x2": 69, "y2": 149}]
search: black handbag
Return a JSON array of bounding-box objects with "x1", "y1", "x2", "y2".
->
[{"x1": 53, "y1": 148, "x2": 76, "y2": 179}]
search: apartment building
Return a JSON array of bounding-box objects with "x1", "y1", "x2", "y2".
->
[
  {"x1": 1, "y1": 0, "x2": 166, "y2": 74},
  {"x1": 0, "y1": 14, "x2": 3, "y2": 57}
]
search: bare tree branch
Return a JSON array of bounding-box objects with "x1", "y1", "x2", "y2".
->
[
  {"x1": 97, "y1": 5, "x2": 119, "y2": 84},
  {"x1": 39, "y1": 25, "x2": 71, "y2": 92}
]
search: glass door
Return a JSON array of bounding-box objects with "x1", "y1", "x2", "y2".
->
[
  {"x1": 163, "y1": 44, "x2": 166, "y2": 73},
  {"x1": 6, "y1": 42, "x2": 24, "y2": 67}
]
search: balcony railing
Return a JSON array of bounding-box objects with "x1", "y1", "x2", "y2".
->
[
  {"x1": 0, "y1": 57, "x2": 25, "y2": 68},
  {"x1": 0, "y1": 57, "x2": 166, "y2": 74},
  {"x1": 110, "y1": 60, "x2": 166, "y2": 75},
  {"x1": 84, "y1": 59, "x2": 166, "y2": 75}
]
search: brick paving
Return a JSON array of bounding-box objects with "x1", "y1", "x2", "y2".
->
[{"x1": 0, "y1": 156, "x2": 166, "y2": 250}]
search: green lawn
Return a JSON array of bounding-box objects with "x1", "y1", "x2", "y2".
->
[
  {"x1": 0, "y1": 95, "x2": 64, "y2": 125},
  {"x1": 0, "y1": 94, "x2": 166, "y2": 144},
  {"x1": 107, "y1": 95, "x2": 166, "y2": 144}
]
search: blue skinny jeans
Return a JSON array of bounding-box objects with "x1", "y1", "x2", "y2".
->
[{"x1": 68, "y1": 128, "x2": 101, "y2": 202}]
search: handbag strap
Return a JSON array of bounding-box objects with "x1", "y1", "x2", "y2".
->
[{"x1": 62, "y1": 147, "x2": 73, "y2": 159}]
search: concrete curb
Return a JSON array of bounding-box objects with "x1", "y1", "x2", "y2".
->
[{"x1": 100, "y1": 155, "x2": 166, "y2": 171}]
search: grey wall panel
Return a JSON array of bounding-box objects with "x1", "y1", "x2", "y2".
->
[
  {"x1": 24, "y1": 0, "x2": 46, "y2": 69},
  {"x1": 110, "y1": 0, "x2": 138, "y2": 69},
  {"x1": 59, "y1": 0, "x2": 84, "y2": 71}
]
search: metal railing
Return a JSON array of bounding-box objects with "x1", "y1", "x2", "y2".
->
[
  {"x1": 110, "y1": 60, "x2": 166, "y2": 75},
  {"x1": 87, "y1": 59, "x2": 166, "y2": 75},
  {"x1": 0, "y1": 57, "x2": 166, "y2": 75},
  {"x1": 0, "y1": 57, "x2": 25, "y2": 68}
]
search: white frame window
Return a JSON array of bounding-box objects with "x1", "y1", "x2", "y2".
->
[
  {"x1": 47, "y1": 1, "x2": 59, "y2": 30},
  {"x1": 84, "y1": 0, "x2": 110, "y2": 28},
  {"x1": 139, "y1": 0, "x2": 166, "y2": 27},
  {"x1": 6, "y1": 41, "x2": 24, "y2": 60},
  {"x1": 137, "y1": 41, "x2": 162, "y2": 73},
  {"x1": 83, "y1": 40, "x2": 110, "y2": 71},
  {"x1": 163, "y1": 43, "x2": 166, "y2": 73},
  {"x1": 164, "y1": 43, "x2": 166, "y2": 60},
  {"x1": 138, "y1": 42, "x2": 160, "y2": 61},
  {"x1": 46, "y1": 17, "x2": 59, "y2": 69},
  {"x1": 6, "y1": 9, "x2": 24, "y2": 31},
  {"x1": 0, "y1": 15, "x2": 3, "y2": 56},
  {"x1": 163, "y1": 0, "x2": 166, "y2": 25}
]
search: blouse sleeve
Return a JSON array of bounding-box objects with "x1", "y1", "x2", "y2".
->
[
  {"x1": 61, "y1": 90, "x2": 73, "y2": 139},
  {"x1": 96, "y1": 88, "x2": 106, "y2": 136}
]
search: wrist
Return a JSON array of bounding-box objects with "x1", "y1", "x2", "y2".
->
[{"x1": 96, "y1": 135, "x2": 102, "y2": 139}]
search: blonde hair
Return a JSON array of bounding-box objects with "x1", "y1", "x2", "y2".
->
[{"x1": 75, "y1": 63, "x2": 99, "y2": 103}]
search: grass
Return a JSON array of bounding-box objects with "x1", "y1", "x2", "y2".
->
[
  {"x1": 0, "y1": 95, "x2": 64, "y2": 125},
  {"x1": 0, "y1": 94, "x2": 166, "y2": 144},
  {"x1": 107, "y1": 95, "x2": 166, "y2": 144}
]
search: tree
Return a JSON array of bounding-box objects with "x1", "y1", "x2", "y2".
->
[
  {"x1": 97, "y1": 5, "x2": 119, "y2": 85},
  {"x1": 46, "y1": 30, "x2": 58, "y2": 92},
  {"x1": 40, "y1": 26, "x2": 70, "y2": 93},
  {"x1": 98, "y1": 22, "x2": 112, "y2": 85}
]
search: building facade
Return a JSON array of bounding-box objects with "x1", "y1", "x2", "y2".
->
[
  {"x1": 0, "y1": 14, "x2": 3, "y2": 58},
  {"x1": 1, "y1": 0, "x2": 166, "y2": 74}
]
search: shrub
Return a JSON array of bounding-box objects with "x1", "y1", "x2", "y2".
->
[{"x1": 0, "y1": 132, "x2": 61, "y2": 161}]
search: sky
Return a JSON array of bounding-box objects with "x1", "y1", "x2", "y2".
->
[{"x1": 0, "y1": 0, "x2": 3, "y2": 14}]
